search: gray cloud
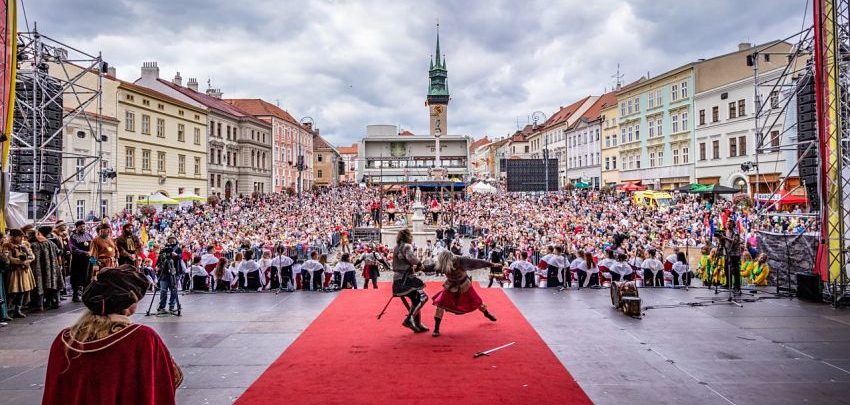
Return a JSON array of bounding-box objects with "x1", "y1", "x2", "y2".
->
[{"x1": 21, "y1": 0, "x2": 808, "y2": 147}]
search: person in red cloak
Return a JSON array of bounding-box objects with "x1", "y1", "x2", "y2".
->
[
  {"x1": 426, "y1": 250, "x2": 499, "y2": 337},
  {"x1": 42, "y1": 265, "x2": 182, "y2": 405}
]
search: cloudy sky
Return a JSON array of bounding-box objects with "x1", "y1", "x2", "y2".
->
[{"x1": 21, "y1": 0, "x2": 808, "y2": 146}]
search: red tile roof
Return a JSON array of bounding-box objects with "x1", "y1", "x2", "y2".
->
[
  {"x1": 156, "y1": 79, "x2": 268, "y2": 126},
  {"x1": 337, "y1": 144, "x2": 358, "y2": 155},
  {"x1": 399, "y1": 130, "x2": 415, "y2": 136},
  {"x1": 468, "y1": 136, "x2": 491, "y2": 152},
  {"x1": 313, "y1": 134, "x2": 335, "y2": 151},
  {"x1": 224, "y1": 99, "x2": 301, "y2": 126},
  {"x1": 540, "y1": 96, "x2": 591, "y2": 130},
  {"x1": 119, "y1": 80, "x2": 205, "y2": 113},
  {"x1": 570, "y1": 91, "x2": 618, "y2": 128}
]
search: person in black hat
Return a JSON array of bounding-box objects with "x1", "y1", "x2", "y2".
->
[
  {"x1": 42, "y1": 266, "x2": 182, "y2": 405},
  {"x1": 69, "y1": 220, "x2": 93, "y2": 302}
]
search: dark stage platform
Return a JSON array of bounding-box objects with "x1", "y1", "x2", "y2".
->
[{"x1": 1, "y1": 285, "x2": 849, "y2": 404}]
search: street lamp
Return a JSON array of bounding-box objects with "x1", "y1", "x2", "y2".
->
[
  {"x1": 298, "y1": 117, "x2": 314, "y2": 198},
  {"x1": 531, "y1": 111, "x2": 549, "y2": 193}
]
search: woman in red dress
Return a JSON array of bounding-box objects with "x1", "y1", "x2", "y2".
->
[
  {"x1": 427, "y1": 250, "x2": 499, "y2": 337},
  {"x1": 42, "y1": 266, "x2": 182, "y2": 405}
]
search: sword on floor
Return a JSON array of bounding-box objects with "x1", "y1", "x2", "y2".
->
[
  {"x1": 376, "y1": 295, "x2": 410, "y2": 320},
  {"x1": 474, "y1": 341, "x2": 515, "y2": 358}
]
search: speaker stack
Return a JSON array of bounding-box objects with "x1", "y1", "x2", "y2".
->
[
  {"x1": 796, "y1": 73, "x2": 819, "y2": 208},
  {"x1": 10, "y1": 74, "x2": 64, "y2": 219}
]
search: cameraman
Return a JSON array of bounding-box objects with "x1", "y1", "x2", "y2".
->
[{"x1": 156, "y1": 236, "x2": 183, "y2": 314}]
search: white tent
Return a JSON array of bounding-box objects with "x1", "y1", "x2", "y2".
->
[
  {"x1": 5, "y1": 192, "x2": 29, "y2": 228},
  {"x1": 471, "y1": 182, "x2": 498, "y2": 194}
]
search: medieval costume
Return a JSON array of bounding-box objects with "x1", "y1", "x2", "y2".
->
[
  {"x1": 116, "y1": 224, "x2": 142, "y2": 267},
  {"x1": 29, "y1": 226, "x2": 64, "y2": 310},
  {"x1": 392, "y1": 229, "x2": 429, "y2": 333},
  {"x1": 42, "y1": 266, "x2": 181, "y2": 405},
  {"x1": 2, "y1": 229, "x2": 36, "y2": 318},
  {"x1": 50, "y1": 220, "x2": 71, "y2": 297},
  {"x1": 426, "y1": 251, "x2": 497, "y2": 337},
  {"x1": 355, "y1": 249, "x2": 388, "y2": 289},
  {"x1": 335, "y1": 255, "x2": 357, "y2": 289},
  {"x1": 89, "y1": 224, "x2": 118, "y2": 276},
  {"x1": 69, "y1": 221, "x2": 93, "y2": 302},
  {"x1": 268, "y1": 251, "x2": 294, "y2": 290}
]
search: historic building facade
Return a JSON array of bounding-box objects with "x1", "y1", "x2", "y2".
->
[
  {"x1": 115, "y1": 79, "x2": 208, "y2": 211},
  {"x1": 226, "y1": 99, "x2": 313, "y2": 193}
]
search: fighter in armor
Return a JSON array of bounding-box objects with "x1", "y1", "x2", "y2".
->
[
  {"x1": 392, "y1": 229, "x2": 429, "y2": 333},
  {"x1": 425, "y1": 250, "x2": 499, "y2": 337}
]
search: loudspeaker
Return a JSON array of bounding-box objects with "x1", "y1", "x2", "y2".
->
[
  {"x1": 796, "y1": 73, "x2": 819, "y2": 207},
  {"x1": 11, "y1": 75, "x2": 64, "y2": 198},
  {"x1": 796, "y1": 272, "x2": 822, "y2": 302}
]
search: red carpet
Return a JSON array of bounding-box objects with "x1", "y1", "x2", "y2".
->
[{"x1": 236, "y1": 284, "x2": 591, "y2": 405}]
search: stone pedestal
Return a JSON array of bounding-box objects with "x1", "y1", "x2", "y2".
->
[{"x1": 411, "y1": 201, "x2": 436, "y2": 249}]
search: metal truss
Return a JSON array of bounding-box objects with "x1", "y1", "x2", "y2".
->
[{"x1": 11, "y1": 26, "x2": 105, "y2": 223}]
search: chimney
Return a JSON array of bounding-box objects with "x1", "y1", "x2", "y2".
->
[
  {"x1": 141, "y1": 61, "x2": 159, "y2": 81},
  {"x1": 738, "y1": 42, "x2": 752, "y2": 51},
  {"x1": 205, "y1": 88, "x2": 223, "y2": 99},
  {"x1": 107, "y1": 66, "x2": 116, "y2": 77},
  {"x1": 173, "y1": 71, "x2": 182, "y2": 86},
  {"x1": 187, "y1": 78, "x2": 198, "y2": 91}
]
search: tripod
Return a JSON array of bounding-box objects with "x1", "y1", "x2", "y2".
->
[
  {"x1": 145, "y1": 274, "x2": 182, "y2": 316},
  {"x1": 713, "y1": 234, "x2": 743, "y2": 307}
]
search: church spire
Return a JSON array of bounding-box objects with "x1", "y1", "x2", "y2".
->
[{"x1": 435, "y1": 23, "x2": 441, "y2": 68}]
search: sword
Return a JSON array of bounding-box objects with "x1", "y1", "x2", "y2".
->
[{"x1": 473, "y1": 341, "x2": 515, "y2": 358}]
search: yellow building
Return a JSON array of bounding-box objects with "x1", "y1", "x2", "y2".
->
[{"x1": 115, "y1": 80, "x2": 208, "y2": 210}]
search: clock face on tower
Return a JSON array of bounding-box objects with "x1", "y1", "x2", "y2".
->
[{"x1": 433, "y1": 105, "x2": 443, "y2": 114}]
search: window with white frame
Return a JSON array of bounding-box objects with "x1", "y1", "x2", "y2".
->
[
  {"x1": 672, "y1": 114, "x2": 679, "y2": 133},
  {"x1": 681, "y1": 111, "x2": 688, "y2": 131},
  {"x1": 658, "y1": 150, "x2": 663, "y2": 165},
  {"x1": 655, "y1": 118, "x2": 662, "y2": 137},
  {"x1": 125, "y1": 111, "x2": 135, "y2": 131},
  {"x1": 656, "y1": 89, "x2": 663, "y2": 105},
  {"x1": 141, "y1": 115, "x2": 150, "y2": 135},
  {"x1": 157, "y1": 151, "x2": 166, "y2": 172},
  {"x1": 620, "y1": 128, "x2": 626, "y2": 144},
  {"x1": 76, "y1": 158, "x2": 85, "y2": 181},
  {"x1": 612, "y1": 133, "x2": 618, "y2": 146},
  {"x1": 125, "y1": 147, "x2": 135, "y2": 169},
  {"x1": 682, "y1": 146, "x2": 689, "y2": 164},
  {"x1": 194, "y1": 157, "x2": 201, "y2": 175},
  {"x1": 101, "y1": 200, "x2": 108, "y2": 217},
  {"x1": 177, "y1": 124, "x2": 185, "y2": 142},
  {"x1": 633, "y1": 97, "x2": 640, "y2": 113},
  {"x1": 627, "y1": 126, "x2": 633, "y2": 142},
  {"x1": 649, "y1": 121, "x2": 655, "y2": 138},
  {"x1": 605, "y1": 136, "x2": 610, "y2": 148},
  {"x1": 605, "y1": 157, "x2": 610, "y2": 170},
  {"x1": 125, "y1": 195, "x2": 134, "y2": 211},
  {"x1": 142, "y1": 149, "x2": 151, "y2": 171},
  {"x1": 671, "y1": 84, "x2": 679, "y2": 101},
  {"x1": 681, "y1": 81, "x2": 688, "y2": 98},
  {"x1": 178, "y1": 154, "x2": 186, "y2": 174},
  {"x1": 156, "y1": 118, "x2": 165, "y2": 137},
  {"x1": 673, "y1": 148, "x2": 680, "y2": 164},
  {"x1": 627, "y1": 99, "x2": 633, "y2": 114},
  {"x1": 648, "y1": 91, "x2": 656, "y2": 108},
  {"x1": 649, "y1": 151, "x2": 656, "y2": 168},
  {"x1": 612, "y1": 156, "x2": 617, "y2": 169},
  {"x1": 194, "y1": 127, "x2": 201, "y2": 145},
  {"x1": 634, "y1": 124, "x2": 640, "y2": 140},
  {"x1": 620, "y1": 102, "x2": 626, "y2": 116},
  {"x1": 76, "y1": 200, "x2": 85, "y2": 220}
]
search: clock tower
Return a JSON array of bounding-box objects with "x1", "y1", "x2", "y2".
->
[{"x1": 426, "y1": 24, "x2": 449, "y2": 137}]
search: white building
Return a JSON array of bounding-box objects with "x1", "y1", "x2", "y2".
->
[
  {"x1": 528, "y1": 97, "x2": 597, "y2": 187},
  {"x1": 564, "y1": 92, "x2": 616, "y2": 188},
  {"x1": 357, "y1": 125, "x2": 470, "y2": 185},
  {"x1": 60, "y1": 112, "x2": 119, "y2": 221}
]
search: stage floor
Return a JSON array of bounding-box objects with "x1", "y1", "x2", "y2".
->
[{"x1": 2, "y1": 284, "x2": 850, "y2": 405}]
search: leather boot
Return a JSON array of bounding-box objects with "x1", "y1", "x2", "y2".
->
[
  {"x1": 413, "y1": 313, "x2": 429, "y2": 333},
  {"x1": 72, "y1": 287, "x2": 81, "y2": 303},
  {"x1": 432, "y1": 317, "x2": 442, "y2": 337}
]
